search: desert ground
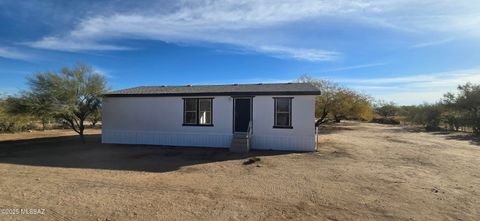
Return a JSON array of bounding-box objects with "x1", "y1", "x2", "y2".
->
[{"x1": 0, "y1": 122, "x2": 479, "y2": 220}]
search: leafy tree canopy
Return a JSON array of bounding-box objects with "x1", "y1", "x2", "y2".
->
[{"x1": 8, "y1": 64, "x2": 108, "y2": 141}]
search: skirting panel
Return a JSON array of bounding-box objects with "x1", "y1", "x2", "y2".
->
[
  {"x1": 102, "y1": 130, "x2": 232, "y2": 148},
  {"x1": 251, "y1": 135, "x2": 315, "y2": 151},
  {"x1": 102, "y1": 130, "x2": 315, "y2": 151}
]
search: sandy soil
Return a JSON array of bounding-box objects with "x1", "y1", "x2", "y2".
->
[
  {"x1": 0, "y1": 122, "x2": 479, "y2": 220},
  {"x1": 0, "y1": 129, "x2": 101, "y2": 142}
]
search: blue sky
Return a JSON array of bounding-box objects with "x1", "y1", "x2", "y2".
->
[{"x1": 0, "y1": 0, "x2": 479, "y2": 104}]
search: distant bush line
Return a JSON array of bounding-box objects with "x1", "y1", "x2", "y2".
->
[
  {"x1": 1, "y1": 71, "x2": 478, "y2": 137},
  {"x1": 373, "y1": 84, "x2": 480, "y2": 134},
  {"x1": 300, "y1": 75, "x2": 479, "y2": 135}
]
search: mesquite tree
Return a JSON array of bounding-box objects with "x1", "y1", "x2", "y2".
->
[
  {"x1": 444, "y1": 83, "x2": 480, "y2": 134},
  {"x1": 298, "y1": 75, "x2": 373, "y2": 125},
  {"x1": 13, "y1": 64, "x2": 107, "y2": 142},
  {"x1": 297, "y1": 75, "x2": 339, "y2": 125}
]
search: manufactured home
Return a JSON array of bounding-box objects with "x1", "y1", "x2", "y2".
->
[{"x1": 102, "y1": 83, "x2": 320, "y2": 152}]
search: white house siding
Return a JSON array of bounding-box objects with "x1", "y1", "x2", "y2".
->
[
  {"x1": 102, "y1": 95, "x2": 316, "y2": 151},
  {"x1": 102, "y1": 96, "x2": 233, "y2": 148},
  {"x1": 251, "y1": 95, "x2": 316, "y2": 151}
]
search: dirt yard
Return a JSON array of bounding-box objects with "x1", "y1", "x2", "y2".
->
[
  {"x1": 0, "y1": 129, "x2": 101, "y2": 142},
  {"x1": 0, "y1": 122, "x2": 479, "y2": 220}
]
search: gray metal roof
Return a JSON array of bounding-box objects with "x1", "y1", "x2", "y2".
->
[{"x1": 105, "y1": 83, "x2": 320, "y2": 97}]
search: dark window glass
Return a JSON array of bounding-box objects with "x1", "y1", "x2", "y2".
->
[
  {"x1": 183, "y1": 98, "x2": 212, "y2": 125},
  {"x1": 199, "y1": 99, "x2": 212, "y2": 125},
  {"x1": 276, "y1": 99, "x2": 290, "y2": 112},
  {"x1": 276, "y1": 113, "x2": 290, "y2": 126},
  {"x1": 184, "y1": 99, "x2": 198, "y2": 124},
  {"x1": 185, "y1": 99, "x2": 197, "y2": 111},
  {"x1": 274, "y1": 98, "x2": 292, "y2": 127},
  {"x1": 185, "y1": 112, "x2": 197, "y2": 124}
]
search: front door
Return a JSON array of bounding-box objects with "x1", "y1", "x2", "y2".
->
[{"x1": 234, "y1": 98, "x2": 251, "y2": 132}]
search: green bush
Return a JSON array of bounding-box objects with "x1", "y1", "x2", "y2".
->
[
  {"x1": 0, "y1": 99, "x2": 34, "y2": 133},
  {"x1": 0, "y1": 114, "x2": 34, "y2": 133}
]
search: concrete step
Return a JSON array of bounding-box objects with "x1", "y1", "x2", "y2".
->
[
  {"x1": 231, "y1": 143, "x2": 246, "y2": 148},
  {"x1": 230, "y1": 136, "x2": 250, "y2": 153},
  {"x1": 232, "y1": 139, "x2": 248, "y2": 144},
  {"x1": 234, "y1": 133, "x2": 248, "y2": 139}
]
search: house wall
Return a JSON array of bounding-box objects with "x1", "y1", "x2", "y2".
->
[
  {"x1": 102, "y1": 95, "x2": 316, "y2": 151},
  {"x1": 251, "y1": 96, "x2": 316, "y2": 151},
  {"x1": 102, "y1": 96, "x2": 233, "y2": 148}
]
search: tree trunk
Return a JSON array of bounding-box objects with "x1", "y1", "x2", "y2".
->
[
  {"x1": 79, "y1": 121, "x2": 85, "y2": 143},
  {"x1": 334, "y1": 115, "x2": 341, "y2": 123},
  {"x1": 63, "y1": 116, "x2": 87, "y2": 143},
  {"x1": 474, "y1": 126, "x2": 480, "y2": 135},
  {"x1": 315, "y1": 112, "x2": 329, "y2": 126},
  {"x1": 79, "y1": 130, "x2": 85, "y2": 143}
]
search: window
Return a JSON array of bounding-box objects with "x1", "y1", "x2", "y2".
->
[
  {"x1": 184, "y1": 99, "x2": 197, "y2": 124},
  {"x1": 183, "y1": 98, "x2": 213, "y2": 126},
  {"x1": 199, "y1": 99, "x2": 212, "y2": 124},
  {"x1": 274, "y1": 98, "x2": 292, "y2": 128}
]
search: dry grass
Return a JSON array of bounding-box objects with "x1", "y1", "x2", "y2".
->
[
  {"x1": 0, "y1": 129, "x2": 101, "y2": 142},
  {"x1": 0, "y1": 122, "x2": 479, "y2": 220}
]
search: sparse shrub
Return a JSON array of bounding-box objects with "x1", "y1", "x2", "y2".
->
[
  {"x1": 444, "y1": 83, "x2": 480, "y2": 134},
  {"x1": 371, "y1": 117, "x2": 400, "y2": 125},
  {"x1": 243, "y1": 157, "x2": 261, "y2": 165},
  {"x1": 0, "y1": 102, "x2": 33, "y2": 133},
  {"x1": 399, "y1": 103, "x2": 443, "y2": 131},
  {"x1": 374, "y1": 101, "x2": 399, "y2": 118}
]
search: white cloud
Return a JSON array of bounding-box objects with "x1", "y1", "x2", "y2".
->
[
  {"x1": 372, "y1": 91, "x2": 445, "y2": 105},
  {"x1": 24, "y1": 0, "x2": 480, "y2": 61},
  {"x1": 93, "y1": 67, "x2": 115, "y2": 79},
  {"x1": 320, "y1": 62, "x2": 387, "y2": 73},
  {"x1": 28, "y1": 37, "x2": 131, "y2": 51},
  {"x1": 0, "y1": 47, "x2": 31, "y2": 60},
  {"x1": 411, "y1": 38, "x2": 454, "y2": 48},
  {"x1": 0, "y1": 87, "x2": 21, "y2": 96},
  {"x1": 27, "y1": 0, "x2": 357, "y2": 61},
  {"x1": 0, "y1": 69, "x2": 30, "y2": 75},
  {"x1": 336, "y1": 68, "x2": 480, "y2": 105},
  {"x1": 342, "y1": 68, "x2": 480, "y2": 85},
  {"x1": 258, "y1": 46, "x2": 339, "y2": 62}
]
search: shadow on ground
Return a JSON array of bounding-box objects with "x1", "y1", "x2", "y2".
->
[
  {"x1": 391, "y1": 126, "x2": 480, "y2": 146},
  {"x1": 317, "y1": 124, "x2": 356, "y2": 135},
  {"x1": 440, "y1": 133, "x2": 480, "y2": 145},
  {"x1": 0, "y1": 135, "x2": 291, "y2": 172}
]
